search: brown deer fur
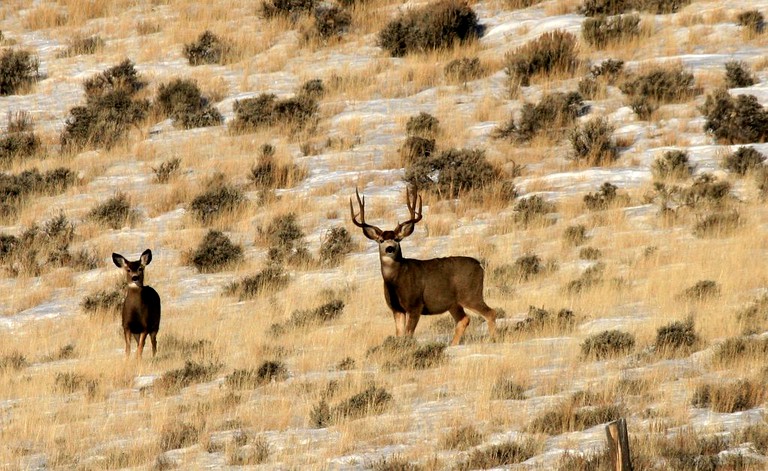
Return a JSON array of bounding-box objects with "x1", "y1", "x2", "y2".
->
[
  {"x1": 112, "y1": 249, "x2": 161, "y2": 358},
  {"x1": 350, "y1": 188, "x2": 497, "y2": 345}
]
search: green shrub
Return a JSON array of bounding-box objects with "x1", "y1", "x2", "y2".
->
[
  {"x1": 189, "y1": 183, "x2": 245, "y2": 224},
  {"x1": 581, "y1": 330, "x2": 635, "y2": 359},
  {"x1": 230, "y1": 93, "x2": 318, "y2": 133},
  {"x1": 225, "y1": 266, "x2": 289, "y2": 300},
  {"x1": 737, "y1": 10, "x2": 765, "y2": 34},
  {"x1": 58, "y1": 35, "x2": 104, "y2": 57},
  {"x1": 319, "y1": 226, "x2": 354, "y2": 266},
  {"x1": 582, "y1": 14, "x2": 640, "y2": 48},
  {"x1": 0, "y1": 111, "x2": 41, "y2": 166},
  {"x1": 0, "y1": 48, "x2": 39, "y2": 95},
  {"x1": 504, "y1": 30, "x2": 579, "y2": 87},
  {"x1": 87, "y1": 193, "x2": 138, "y2": 229},
  {"x1": 188, "y1": 230, "x2": 243, "y2": 272},
  {"x1": 445, "y1": 56, "x2": 483, "y2": 83},
  {"x1": 651, "y1": 150, "x2": 694, "y2": 180},
  {"x1": 702, "y1": 89, "x2": 768, "y2": 144},
  {"x1": 722, "y1": 146, "x2": 766, "y2": 176},
  {"x1": 377, "y1": 0, "x2": 480, "y2": 57},
  {"x1": 569, "y1": 117, "x2": 618, "y2": 165},
  {"x1": 494, "y1": 92, "x2": 583, "y2": 143},
  {"x1": 724, "y1": 60, "x2": 756, "y2": 89},
  {"x1": 183, "y1": 30, "x2": 231, "y2": 65},
  {"x1": 155, "y1": 78, "x2": 223, "y2": 129}
]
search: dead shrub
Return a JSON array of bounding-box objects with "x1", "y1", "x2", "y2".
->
[
  {"x1": 406, "y1": 112, "x2": 439, "y2": 138},
  {"x1": 57, "y1": 35, "x2": 104, "y2": 57},
  {"x1": 445, "y1": 57, "x2": 483, "y2": 83},
  {"x1": 491, "y1": 379, "x2": 527, "y2": 400},
  {"x1": 693, "y1": 211, "x2": 741, "y2": 238},
  {"x1": 679, "y1": 280, "x2": 720, "y2": 301},
  {"x1": 366, "y1": 336, "x2": 447, "y2": 371},
  {"x1": 514, "y1": 306, "x2": 575, "y2": 334},
  {"x1": 312, "y1": 5, "x2": 351, "y2": 40},
  {"x1": 261, "y1": 0, "x2": 316, "y2": 19},
  {"x1": 319, "y1": 226, "x2": 354, "y2": 266},
  {"x1": 152, "y1": 157, "x2": 181, "y2": 183},
  {"x1": 563, "y1": 225, "x2": 588, "y2": 246},
  {"x1": 159, "y1": 421, "x2": 202, "y2": 451}
]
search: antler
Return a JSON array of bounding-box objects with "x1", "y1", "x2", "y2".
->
[
  {"x1": 394, "y1": 187, "x2": 422, "y2": 238},
  {"x1": 350, "y1": 187, "x2": 384, "y2": 239}
]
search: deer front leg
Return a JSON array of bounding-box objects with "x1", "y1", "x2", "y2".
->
[
  {"x1": 392, "y1": 311, "x2": 406, "y2": 336},
  {"x1": 404, "y1": 311, "x2": 421, "y2": 337},
  {"x1": 149, "y1": 332, "x2": 158, "y2": 357},
  {"x1": 124, "y1": 329, "x2": 132, "y2": 357}
]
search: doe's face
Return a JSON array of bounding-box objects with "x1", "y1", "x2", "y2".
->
[{"x1": 123, "y1": 261, "x2": 145, "y2": 288}]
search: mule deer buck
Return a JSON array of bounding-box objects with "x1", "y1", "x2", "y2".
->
[
  {"x1": 350, "y1": 187, "x2": 497, "y2": 345},
  {"x1": 112, "y1": 249, "x2": 161, "y2": 358}
]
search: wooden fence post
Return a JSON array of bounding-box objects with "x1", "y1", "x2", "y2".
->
[{"x1": 605, "y1": 417, "x2": 632, "y2": 471}]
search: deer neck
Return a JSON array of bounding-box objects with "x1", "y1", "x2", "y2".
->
[{"x1": 379, "y1": 253, "x2": 403, "y2": 282}]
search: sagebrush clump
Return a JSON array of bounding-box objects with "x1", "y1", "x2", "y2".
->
[
  {"x1": 620, "y1": 65, "x2": 696, "y2": 118},
  {"x1": 724, "y1": 60, "x2": 756, "y2": 89},
  {"x1": 722, "y1": 146, "x2": 766, "y2": 176},
  {"x1": 582, "y1": 14, "x2": 640, "y2": 48},
  {"x1": 702, "y1": 89, "x2": 768, "y2": 144},
  {"x1": 87, "y1": 193, "x2": 139, "y2": 229},
  {"x1": 188, "y1": 230, "x2": 243, "y2": 272},
  {"x1": 0, "y1": 48, "x2": 39, "y2": 95},
  {"x1": 189, "y1": 182, "x2": 246, "y2": 224},
  {"x1": 569, "y1": 117, "x2": 618, "y2": 165},
  {"x1": 230, "y1": 93, "x2": 318, "y2": 134},
  {"x1": 494, "y1": 92, "x2": 584, "y2": 143},
  {"x1": 581, "y1": 330, "x2": 635, "y2": 359},
  {"x1": 652, "y1": 150, "x2": 694, "y2": 180},
  {"x1": 378, "y1": 0, "x2": 480, "y2": 57},
  {"x1": 404, "y1": 147, "x2": 500, "y2": 198},
  {"x1": 183, "y1": 30, "x2": 231, "y2": 65},
  {"x1": 505, "y1": 30, "x2": 579, "y2": 88},
  {"x1": 155, "y1": 78, "x2": 223, "y2": 129}
]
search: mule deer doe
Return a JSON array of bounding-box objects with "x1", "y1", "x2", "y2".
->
[
  {"x1": 112, "y1": 249, "x2": 161, "y2": 358},
  {"x1": 350, "y1": 187, "x2": 497, "y2": 345}
]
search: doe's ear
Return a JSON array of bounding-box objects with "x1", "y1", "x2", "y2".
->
[
  {"x1": 140, "y1": 249, "x2": 152, "y2": 266},
  {"x1": 112, "y1": 253, "x2": 127, "y2": 268}
]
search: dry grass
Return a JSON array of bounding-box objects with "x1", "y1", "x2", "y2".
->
[{"x1": 2, "y1": 0, "x2": 768, "y2": 468}]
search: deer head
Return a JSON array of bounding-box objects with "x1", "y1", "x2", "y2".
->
[
  {"x1": 350, "y1": 187, "x2": 422, "y2": 261},
  {"x1": 112, "y1": 249, "x2": 152, "y2": 288}
]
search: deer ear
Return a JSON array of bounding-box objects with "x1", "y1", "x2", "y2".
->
[
  {"x1": 112, "y1": 253, "x2": 127, "y2": 268},
  {"x1": 394, "y1": 222, "x2": 415, "y2": 241},
  {"x1": 140, "y1": 249, "x2": 152, "y2": 266},
  {"x1": 361, "y1": 226, "x2": 383, "y2": 241}
]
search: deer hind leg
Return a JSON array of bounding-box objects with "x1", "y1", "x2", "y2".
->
[
  {"x1": 467, "y1": 301, "x2": 497, "y2": 341},
  {"x1": 136, "y1": 332, "x2": 148, "y2": 359},
  {"x1": 449, "y1": 306, "x2": 470, "y2": 346},
  {"x1": 123, "y1": 329, "x2": 132, "y2": 357},
  {"x1": 393, "y1": 311, "x2": 406, "y2": 336},
  {"x1": 149, "y1": 332, "x2": 158, "y2": 357}
]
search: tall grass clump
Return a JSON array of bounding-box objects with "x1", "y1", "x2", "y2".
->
[
  {"x1": 582, "y1": 14, "x2": 640, "y2": 49},
  {"x1": 504, "y1": 30, "x2": 579, "y2": 88},
  {"x1": 378, "y1": 0, "x2": 480, "y2": 57},
  {"x1": 57, "y1": 35, "x2": 104, "y2": 57},
  {"x1": 736, "y1": 10, "x2": 765, "y2": 35},
  {"x1": 155, "y1": 78, "x2": 223, "y2": 129},
  {"x1": 60, "y1": 60, "x2": 149, "y2": 152},
  {"x1": 225, "y1": 266, "x2": 289, "y2": 300},
  {"x1": 580, "y1": 0, "x2": 690, "y2": 16},
  {"x1": 0, "y1": 48, "x2": 40, "y2": 95}
]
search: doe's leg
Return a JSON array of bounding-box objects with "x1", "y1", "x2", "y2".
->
[
  {"x1": 392, "y1": 311, "x2": 406, "y2": 336},
  {"x1": 449, "y1": 306, "x2": 471, "y2": 346},
  {"x1": 123, "y1": 329, "x2": 132, "y2": 357},
  {"x1": 149, "y1": 332, "x2": 158, "y2": 357},
  {"x1": 404, "y1": 311, "x2": 421, "y2": 337},
  {"x1": 136, "y1": 332, "x2": 148, "y2": 359}
]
